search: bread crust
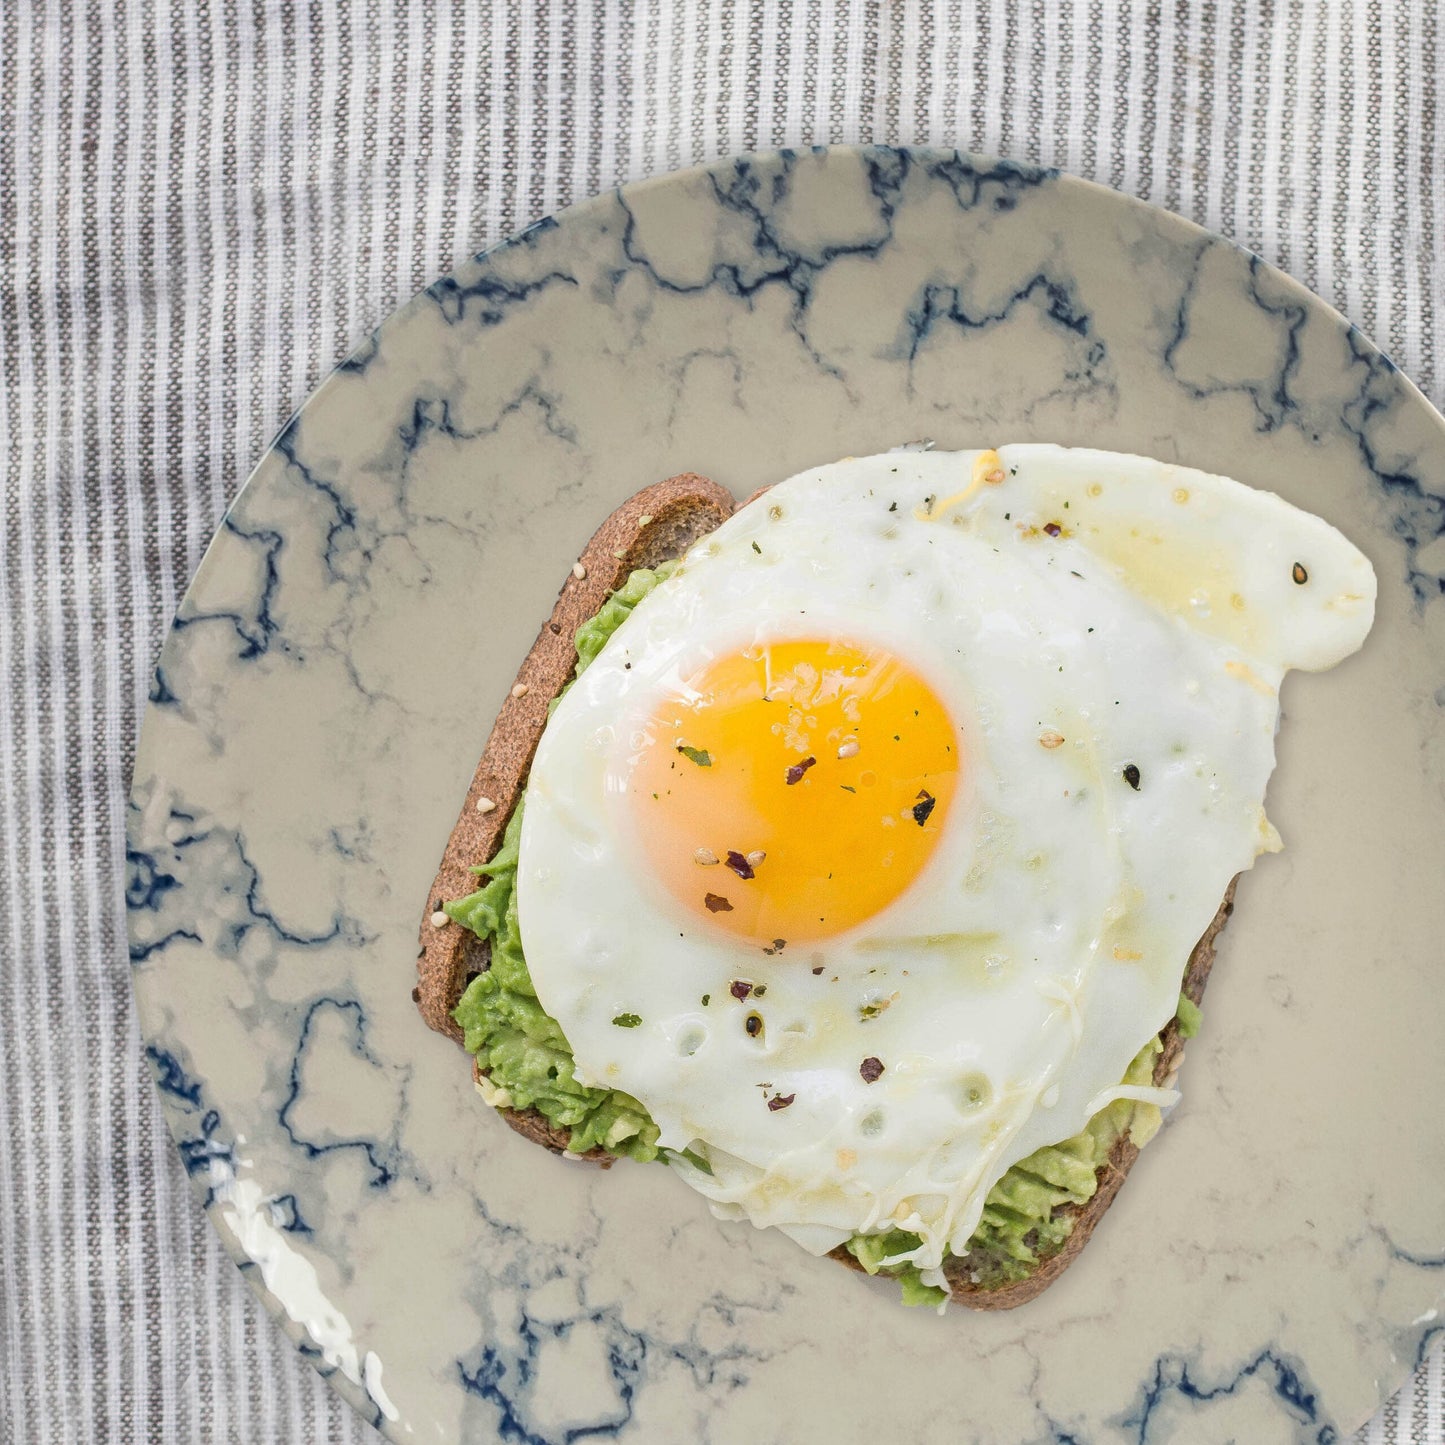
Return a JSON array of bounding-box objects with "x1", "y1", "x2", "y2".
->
[
  {"x1": 414, "y1": 474, "x2": 736, "y2": 1146},
  {"x1": 416, "y1": 476, "x2": 1237, "y2": 1305}
]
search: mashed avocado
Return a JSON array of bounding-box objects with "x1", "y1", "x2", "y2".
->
[
  {"x1": 447, "y1": 564, "x2": 677, "y2": 1163},
  {"x1": 447, "y1": 562, "x2": 1197, "y2": 1302},
  {"x1": 844, "y1": 1037, "x2": 1167, "y2": 1306}
]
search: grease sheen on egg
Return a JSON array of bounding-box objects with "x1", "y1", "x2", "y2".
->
[{"x1": 517, "y1": 446, "x2": 1376, "y2": 1273}]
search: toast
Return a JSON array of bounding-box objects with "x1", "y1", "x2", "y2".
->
[
  {"x1": 416, "y1": 475, "x2": 1235, "y2": 1304},
  {"x1": 414, "y1": 473, "x2": 737, "y2": 1159}
]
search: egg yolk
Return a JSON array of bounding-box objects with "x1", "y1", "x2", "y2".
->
[{"x1": 626, "y1": 639, "x2": 960, "y2": 945}]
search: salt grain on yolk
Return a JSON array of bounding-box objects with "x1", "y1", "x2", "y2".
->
[{"x1": 627, "y1": 639, "x2": 960, "y2": 944}]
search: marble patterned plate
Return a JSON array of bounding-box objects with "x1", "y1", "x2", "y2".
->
[{"x1": 127, "y1": 147, "x2": 1445, "y2": 1443}]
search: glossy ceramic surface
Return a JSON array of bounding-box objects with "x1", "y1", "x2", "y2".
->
[{"x1": 127, "y1": 148, "x2": 1445, "y2": 1442}]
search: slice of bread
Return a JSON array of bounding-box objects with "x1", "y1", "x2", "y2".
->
[
  {"x1": 415, "y1": 476, "x2": 1235, "y2": 1301},
  {"x1": 414, "y1": 473, "x2": 737, "y2": 1158}
]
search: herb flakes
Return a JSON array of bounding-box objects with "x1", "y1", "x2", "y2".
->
[
  {"x1": 611, "y1": 1013, "x2": 642, "y2": 1028},
  {"x1": 785, "y1": 755, "x2": 817, "y2": 785},
  {"x1": 725, "y1": 849, "x2": 756, "y2": 880}
]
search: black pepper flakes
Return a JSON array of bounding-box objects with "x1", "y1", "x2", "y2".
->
[
  {"x1": 911, "y1": 790, "x2": 937, "y2": 826},
  {"x1": 1123, "y1": 763, "x2": 1141, "y2": 791},
  {"x1": 1292, "y1": 561, "x2": 1308, "y2": 585},
  {"x1": 785, "y1": 755, "x2": 816, "y2": 785},
  {"x1": 725, "y1": 849, "x2": 755, "y2": 880},
  {"x1": 729, "y1": 979, "x2": 754, "y2": 1001},
  {"x1": 859, "y1": 1057, "x2": 885, "y2": 1083},
  {"x1": 745, "y1": 1013, "x2": 763, "y2": 1037},
  {"x1": 811, "y1": 965, "x2": 824, "y2": 975},
  {"x1": 705, "y1": 893, "x2": 733, "y2": 913},
  {"x1": 766, "y1": 1092, "x2": 795, "y2": 1111}
]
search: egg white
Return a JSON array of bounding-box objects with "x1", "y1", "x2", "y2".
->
[{"x1": 517, "y1": 446, "x2": 1376, "y2": 1271}]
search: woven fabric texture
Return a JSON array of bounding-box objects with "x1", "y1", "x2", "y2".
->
[{"x1": 1, "y1": 2, "x2": 1441, "y2": 1440}]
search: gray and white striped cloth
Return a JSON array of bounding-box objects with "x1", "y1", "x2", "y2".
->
[{"x1": 2, "y1": 3, "x2": 1441, "y2": 1441}]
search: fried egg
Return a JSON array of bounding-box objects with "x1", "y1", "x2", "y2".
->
[{"x1": 517, "y1": 446, "x2": 1376, "y2": 1272}]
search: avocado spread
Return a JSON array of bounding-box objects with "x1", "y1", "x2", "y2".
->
[{"x1": 447, "y1": 563, "x2": 1195, "y2": 1306}]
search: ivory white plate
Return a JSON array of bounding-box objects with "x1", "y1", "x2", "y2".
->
[{"x1": 128, "y1": 147, "x2": 1445, "y2": 1442}]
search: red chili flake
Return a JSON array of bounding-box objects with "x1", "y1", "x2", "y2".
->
[
  {"x1": 725, "y1": 850, "x2": 755, "y2": 880},
  {"x1": 767, "y1": 1093, "x2": 796, "y2": 1111},
  {"x1": 729, "y1": 979, "x2": 753, "y2": 1001},
  {"x1": 859, "y1": 1057, "x2": 885, "y2": 1083},
  {"x1": 911, "y1": 790, "x2": 937, "y2": 826},
  {"x1": 705, "y1": 893, "x2": 733, "y2": 913},
  {"x1": 1044, "y1": 521, "x2": 1062, "y2": 537},
  {"x1": 811, "y1": 965, "x2": 824, "y2": 975},
  {"x1": 785, "y1": 756, "x2": 817, "y2": 785}
]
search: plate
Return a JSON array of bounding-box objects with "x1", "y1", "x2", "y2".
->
[{"x1": 127, "y1": 147, "x2": 1445, "y2": 1442}]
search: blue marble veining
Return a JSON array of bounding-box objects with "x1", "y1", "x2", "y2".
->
[
  {"x1": 279, "y1": 998, "x2": 401, "y2": 1189},
  {"x1": 1163, "y1": 248, "x2": 1308, "y2": 432},
  {"x1": 1337, "y1": 328, "x2": 1445, "y2": 604},
  {"x1": 1116, "y1": 1349, "x2": 1337, "y2": 1445},
  {"x1": 128, "y1": 146, "x2": 1445, "y2": 1443}
]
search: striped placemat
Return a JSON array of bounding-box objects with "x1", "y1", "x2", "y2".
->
[{"x1": 1, "y1": 2, "x2": 1440, "y2": 1439}]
